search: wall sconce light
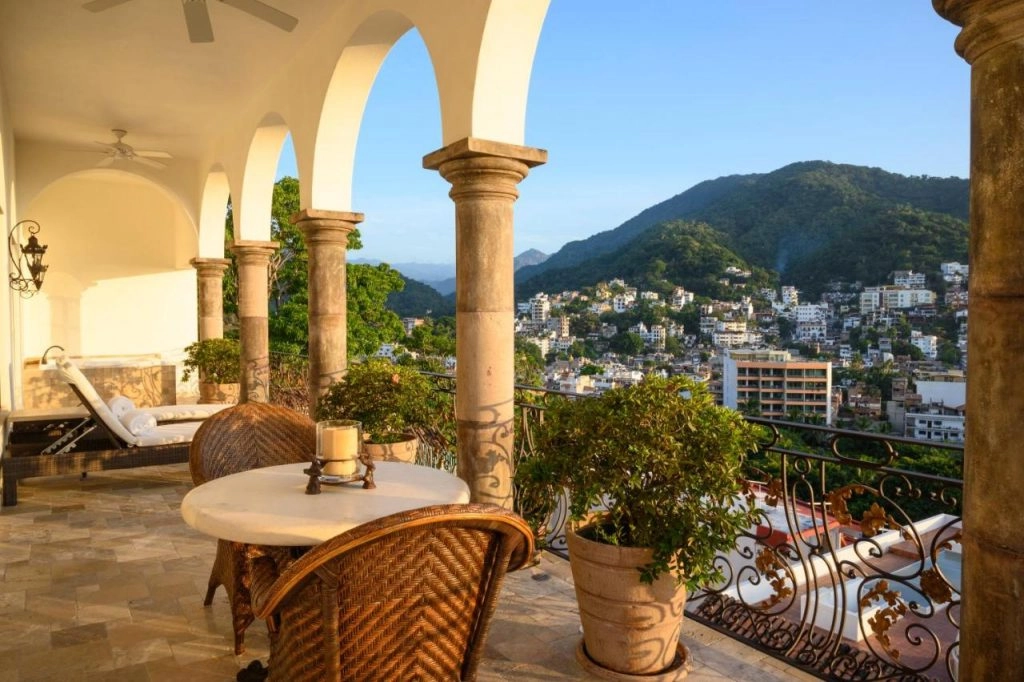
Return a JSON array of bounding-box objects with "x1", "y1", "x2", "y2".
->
[{"x1": 8, "y1": 220, "x2": 48, "y2": 297}]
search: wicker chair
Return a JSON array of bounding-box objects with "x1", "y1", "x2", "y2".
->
[
  {"x1": 188, "y1": 401, "x2": 316, "y2": 654},
  {"x1": 248, "y1": 503, "x2": 534, "y2": 682}
]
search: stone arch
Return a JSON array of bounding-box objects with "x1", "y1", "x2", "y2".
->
[
  {"x1": 198, "y1": 166, "x2": 231, "y2": 257},
  {"x1": 310, "y1": 10, "x2": 415, "y2": 211},
  {"x1": 236, "y1": 114, "x2": 290, "y2": 241}
]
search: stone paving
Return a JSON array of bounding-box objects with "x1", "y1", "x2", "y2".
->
[{"x1": 0, "y1": 465, "x2": 817, "y2": 681}]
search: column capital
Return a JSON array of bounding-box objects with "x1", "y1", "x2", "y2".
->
[
  {"x1": 422, "y1": 137, "x2": 547, "y2": 170},
  {"x1": 292, "y1": 209, "x2": 363, "y2": 246},
  {"x1": 189, "y1": 257, "x2": 231, "y2": 274},
  {"x1": 934, "y1": 0, "x2": 1024, "y2": 63},
  {"x1": 230, "y1": 240, "x2": 279, "y2": 264}
]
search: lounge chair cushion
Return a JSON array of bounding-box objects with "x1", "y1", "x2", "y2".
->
[
  {"x1": 56, "y1": 357, "x2": 139, "y2": 445},
  {"x1": 135, "y1": 421, "x2": 203, "y2": 447},
  {"x1": 106, "y1": 396, "x2": 230, "y2": 423},
  {"x1": 121, "y1": 409, "x2": 158, "y2": 435}
]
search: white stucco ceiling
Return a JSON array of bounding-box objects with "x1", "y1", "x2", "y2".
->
[{"x1": 0, "y1": 0, "x2": 344, "y2": 160}]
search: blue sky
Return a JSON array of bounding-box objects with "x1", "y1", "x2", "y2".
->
[{"x1": 277, "y1": 2, "x2": 969, "y2": 265}]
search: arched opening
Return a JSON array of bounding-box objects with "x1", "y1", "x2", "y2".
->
[{"x1": 21, "y1": 169, "x2": 197, "y2": 359}]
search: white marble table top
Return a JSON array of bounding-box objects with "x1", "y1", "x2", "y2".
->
[{"x1": 181, "y1": 461, "x2": 470, "y2": 546}]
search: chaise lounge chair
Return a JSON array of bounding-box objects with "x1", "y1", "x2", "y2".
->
[{"x1": 1, "y1": 355, "x2": 230, "y2": 506}]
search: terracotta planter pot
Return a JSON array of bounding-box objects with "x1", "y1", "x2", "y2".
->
[
  {"x1": 567, "y1": 526, "x2": 688, "y2": 676},
  {"x1": 199, "y1": 382, "x2": 240, "y2": 404},
  {"x1": 363, "y1": 435, "x2": 418, "y2": 463}
]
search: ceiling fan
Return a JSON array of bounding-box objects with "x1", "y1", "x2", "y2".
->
[
  {"x1": 83, "y1": 0, "x2": 299, "y2": 43},
  {"x1": 93, "y1": 129, "x2": 173, "y2": 169}
]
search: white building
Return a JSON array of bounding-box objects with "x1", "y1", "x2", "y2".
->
[
  {"x1": 893, "y1": 270, "x2": 927, "y2": 288},
  {"x1": 612, "y1": 294, "x2": 635, "y2": 313},
  {"x1": 781, "y1": 286, "x2": 800, "y2": 307},
  {"x1": 530, "y1": 293, "x2": 551, "y2": 324},
  {"x1": 793, "y1": 303, "x2": 828, "y2": 323},
  {"x1": 671, "y1": 287, "x2": 695, "y2": 309},
  {"x1": 910, "y1": 331, "x2": 939, "y2": 359}
]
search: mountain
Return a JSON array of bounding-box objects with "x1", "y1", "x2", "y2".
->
[
  {"x1": 521, "y1": 220, "x2": 774, "y2": 300},
  {"x1": 386, "y1": 276, "x2": 455, "y2": 318},
  {"x1": 516, "y1": 161, "x2": 969, "y2": 298},
  {"x1": 414, "y1": 249, "x2": 550, "y2": 297},
  {"x1": 514, "y1": 248, "x2": 549, "y2": 270},
  {"x1": 351, "y1": 259, "x2": 455, "y2": 283}
]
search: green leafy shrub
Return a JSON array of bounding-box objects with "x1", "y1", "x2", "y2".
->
[
  {"x1": 181, "y1": 338, "x2": 241, "y2": 384},
  {"x1": 316, "y1": 359, "x2": 434, "y2": 444},
  {"x1": 516, "y1": 375, "x2": 760, "y2": 588}
]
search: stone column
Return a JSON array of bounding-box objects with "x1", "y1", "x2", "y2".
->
[
  {"x1": 189, "y1": 258, "x2": 230, "y2": 340},
  {"x1": 933, "y1": 1, "x2": 1024, "y2": 678},
  {"x1": 424, "y1": 138, "x2": 547, "y2": 508},
  {"x1": 231, "y1": 241, "x2": 278, "y2": 403},
  {"x1": 292, "y1": 209, "x2": 362, "y2": 417}
]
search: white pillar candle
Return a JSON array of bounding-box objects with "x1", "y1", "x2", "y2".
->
[{"x1": 322, "y1": 426, "x2": 358, "y2": 476}]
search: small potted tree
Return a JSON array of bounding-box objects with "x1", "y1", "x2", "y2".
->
[
  {"x1": 181, "y1": 338, "x2": 241, "y2": 404},
  {"x1": 316, "y1": 359, "x2": 435, "y2": 462},
  {"x1": 516, "y1": 375, "x2": 760, "y2": 678}
]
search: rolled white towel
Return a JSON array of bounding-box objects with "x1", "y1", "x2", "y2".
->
[
  {"x1": 120, "y1": 409, "x2": 157, "y2": 436},
  {"x1": 108, "y1": 395, "x2": 135, "y2": 419}
]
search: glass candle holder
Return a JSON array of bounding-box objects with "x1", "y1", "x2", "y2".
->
[{"x1": 316, "y1": 420, "x2": 363, "y2": 481}]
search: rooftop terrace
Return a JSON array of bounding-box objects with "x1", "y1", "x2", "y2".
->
[{"x1": 0, "y1": 464, "x2": 816, "y2": 681}]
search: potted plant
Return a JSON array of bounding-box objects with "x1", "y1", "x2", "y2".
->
[
  {"x1": 316, "y1": 359, "x2": 434, "y2": 462},
  {"x1": 516, "y1": 375, "x2": 760, "y2": 678},
  {"x1": 181, "y1": 338, "x2": 241, "y2": 404}
]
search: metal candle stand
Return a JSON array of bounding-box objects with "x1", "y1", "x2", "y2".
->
[{"x1": 304, "y1": 451, "x2": 376, "y2": 494}]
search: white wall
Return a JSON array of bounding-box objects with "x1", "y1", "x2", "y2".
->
[
  {"x1": 0, "y1": 68, "x2": 15, "y2": 410},
  {"x1": 19, "y1": 172, "x2": 198, "y2": 363}
]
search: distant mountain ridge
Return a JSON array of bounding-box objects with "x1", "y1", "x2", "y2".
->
[{"x1": 516, "y1": 161, "x2": 968, "y2": 298}]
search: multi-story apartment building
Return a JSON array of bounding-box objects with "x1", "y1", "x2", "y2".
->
[
  {"x1": 671, "y1": 287, "x2": 695, "y2": 309},
  {"x1": 781, "y1": 286, "x2": 800, "y2": 307},
  {"x1": 722, "y1": 349, "x2": 833, "y2": 423},
  {"x1": 612, "y1": 294, "x2": 635, "y2": 313},
  {"x1": 940, "y1": 262, "x2": 969, "y2": 283},
  {"x1": 893, "y1": 270, "x2": 927, "y2": 288},
  {"x1": 529, "y1": 293, "x2": 550, "y2": 324},
  {"x1": 910, "y1": 331, "x2": 939, "y2": 359},
  {"x1": 860, "y1": 286, "x2": 937, "y2": 314},
  {"x1": 713, "y1": 330, "x2": 764, "y2": 347}
]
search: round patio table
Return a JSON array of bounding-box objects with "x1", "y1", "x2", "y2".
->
[{"x1": 181, "y1": 461, "x2": 470, "y2": 546}]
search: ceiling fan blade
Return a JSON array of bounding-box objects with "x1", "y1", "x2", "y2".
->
[
  {"x1": 133, "y1": 156, "x2": 167, "y2": 169},
  {"x1": 96, "y1": 156, "x2": 116, "y2": 168},
  {"x1": 219, "y1": 0, "x2": 298, "y2": 32},
  {"x1": 82, "y1": 0, "x2": 133, "y2": 12},
  {"x1": 94, "y1": 141, "x2": 118, "y2": 150},
  {"x1": 183, "y1": 0, "x2": 215, "y2": 43},
  {"x1": 135, "y1": 150, "x2": 173, "y2": 159}
]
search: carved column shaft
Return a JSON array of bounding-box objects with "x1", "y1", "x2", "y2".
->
[
  {"x1": 190, "y1": 258, "x2": 230, "y2": 340},
  {"x1": 293, "y1": 209, "x2": 361, "y2": 418},
  {"x1": 425, "y1": 138, "x2": 547, "y2": 508},
  {"x1": 231, "y1": 241, "x2": 278, "y2": 403},
  {"x1": 933, "y1": 1, "x2": 1024, "y2": 678}
]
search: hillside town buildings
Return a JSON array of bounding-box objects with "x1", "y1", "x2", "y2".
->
[{"x1": 494, "y1": 260, "x2": 968, "y2": 434}]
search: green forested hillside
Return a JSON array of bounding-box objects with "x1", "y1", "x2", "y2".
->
[
  {"x1": 386, "y1": 276, "x2": 455, "y2": 317},
  {"x1": 520, "y1": 220, "x2": 776, "y2": 300},
  {"x1": 516, "y1": 161, "x2": 968, "y2": 298}
]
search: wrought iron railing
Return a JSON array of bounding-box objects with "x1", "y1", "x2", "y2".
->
[
  {"x1": 270, "y1": 360, "x2": 963, "y2": 681},
  {"x1": 499, "y1": 383, "x2": 962, "y2": 682}
]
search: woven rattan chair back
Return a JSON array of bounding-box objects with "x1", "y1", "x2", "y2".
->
[
  {"x1": 188, "y1": 401, "x2": 315, "y2": 654},
  {"x1": 189, "y1": 401, "x2": 315, "y2": 485},
  {"x1": 250, "y1": 503, "x2": 534, "y2": 682}
]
